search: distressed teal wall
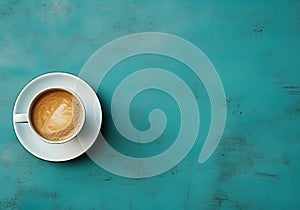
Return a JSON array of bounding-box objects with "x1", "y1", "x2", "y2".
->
[{"x1": 0, "y1": 0, "x2": 299, "y2": 209}]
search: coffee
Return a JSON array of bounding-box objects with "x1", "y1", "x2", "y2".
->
[{"x1": 30, "y1": 89, "x2": 83, "y2": 142}]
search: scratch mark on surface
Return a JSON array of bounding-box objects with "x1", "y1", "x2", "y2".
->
[
  {"x1": 211, "y1": 193, "x2": 229, "y2": 209},
  {"x1": 183, "y1": 184, "x2": 190, "y2": 210},
  {"x1": 282, "y1": 85, "x2": 300, "y2": 95},
  {"x1": 255, "y1": 172, "x2": 280, "y2": 180}
]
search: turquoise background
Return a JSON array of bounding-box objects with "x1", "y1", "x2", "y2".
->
[{"x1": 1, "y1": 0, "x2": 300, "y2": 209}]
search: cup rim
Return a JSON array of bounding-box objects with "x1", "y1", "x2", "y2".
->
[{"x1": 27, "y1": 87, "x2": 86, "y2": 144}]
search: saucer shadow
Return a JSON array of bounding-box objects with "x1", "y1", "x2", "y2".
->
[{"x1": 53, "y1": 153, "x2": 91, "y2": 166}]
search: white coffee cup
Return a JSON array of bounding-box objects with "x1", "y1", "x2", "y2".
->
[{"x1": 14, "y1": 87, "x2": 85, "y2": 144}]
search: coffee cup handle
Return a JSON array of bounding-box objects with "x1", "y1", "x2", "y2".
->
[{"x1": 14, "y1": 114, "x2": 28, "y2": 123}]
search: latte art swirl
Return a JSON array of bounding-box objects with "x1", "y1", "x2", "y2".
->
[{"x1": 31, "y1": 89, "x2": 83, "y2": 141}]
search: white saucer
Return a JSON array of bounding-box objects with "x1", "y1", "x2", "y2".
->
[{"x1": 13, "y1": 72, "x2": 102, "y2": 162}]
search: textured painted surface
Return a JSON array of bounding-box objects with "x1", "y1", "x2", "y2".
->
[{"x1": 0, "y1": 0, "x2": 300, "y2": 209}]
